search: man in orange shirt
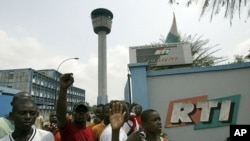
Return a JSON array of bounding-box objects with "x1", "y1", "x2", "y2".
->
[{"x1": 91, "y1": 104, "x2": 106, "y2": 141}]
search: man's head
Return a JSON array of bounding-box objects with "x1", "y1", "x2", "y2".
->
[
  {"x1": 103, "y1": 103, "x2": 110, "y2": 125},
  {"x1": 7, "y1": 92, "x2": 32, "y2": 120},
  {"x1": 94, "y1": 104, "x2": 104, "y2": 123},
  {"x1": 134, "y1": 104, "x2": 142, "y2": 116},
  {"x1": 11, "y1": 91, "x2": 32, "y2": 106},
  {"x1": 49, "y1": 111, "x2": 57, "y2": 124},
  {"x1": 10, "y1": 99, "x2": 38, "y2": 131},
  {"x1": 72, "y1": 102, "x2": 89, "y2": 125},
  {"x1": 141, "y1": 109, "x2": 162, "y2": 134}
]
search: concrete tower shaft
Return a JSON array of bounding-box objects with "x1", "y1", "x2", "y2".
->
[{"x1": 91, "y1": 8, "x2": 113, "y2": 105}]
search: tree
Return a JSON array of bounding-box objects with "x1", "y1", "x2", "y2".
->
[
  {"x1": 233, "y1": 52, "x2": 250, "y2": 63},
  {"x1": 246, "y1": 51, "x2": 250, "y2": 59},
  {"x1": 168, "y1": 0, "x2": 250, "y2": 25},
  {"x1": 181, "y1": 34, "x2": 225, "y2": 67},
  {"x1": 234, "y1": 55, "x2": 245, "y2": 63}
]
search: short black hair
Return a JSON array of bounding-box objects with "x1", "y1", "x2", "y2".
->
[
  {"x1": 141, "y1": 109, "x2": 157, "y2": 123},
  {"x1": 11, "y1": 91, "x2": 32, "y2": 106},
  {"x1": 12, "y1": 99, "x2": 37, "y2": 112}
]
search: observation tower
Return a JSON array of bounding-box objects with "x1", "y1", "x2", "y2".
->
[{"x1": 91, "y1": 8, "x2": 113, "y2": 104}]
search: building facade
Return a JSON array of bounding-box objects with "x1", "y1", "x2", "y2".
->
[
  {"x1": 125, "y1": 62, "x2": 250, "y2": 141},
  {"x1": 0, "y1": 68, "x2": 85, "y2": 118}
]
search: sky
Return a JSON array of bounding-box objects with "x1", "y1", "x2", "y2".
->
[{"x1": 0, "y1": 0, "x2": 249, "y2": 106}]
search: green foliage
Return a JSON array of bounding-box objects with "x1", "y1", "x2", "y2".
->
[
  {"x1": 234, "y1": 55, "x2": 245, "y2": 63},
  {"x1": 160, "y1": 132, "x2": 167, "y2": 138},
  {"x1": 181, "y1": 34, "x2": 225, "y2": 67},
  {"x1": 169, "y1": 0, "x2": 250, "y2": 25},
  {"x1": 245, "y1": 52, "x2": 250, "y2": 59},
  {"x1": 233, "y1": 53, "x2": 250, "y2": 63}
]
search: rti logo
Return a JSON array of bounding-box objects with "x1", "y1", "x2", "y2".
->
[
  {"x1": 230, "y1": 125, "x2": 250, "y2": 140},
  {"x1": 165, "y1": 94, "x2": 241, "y2": 130}
]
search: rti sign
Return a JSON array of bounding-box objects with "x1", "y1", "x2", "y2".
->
[
  {"x1": 165, "y1": 94, "x2": 241, "y2": 130},
  {"x1": 129, "y1": 43, "x2": 193, "y2": 67}
]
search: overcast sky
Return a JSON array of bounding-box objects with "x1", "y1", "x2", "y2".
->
[{"x1": 0, "y1": 0, "x2": 249, "y2": 105}]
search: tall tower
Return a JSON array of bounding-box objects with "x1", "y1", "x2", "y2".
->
[{"x1": 91, "y1": 8, "x2": 113, "y2": 104}]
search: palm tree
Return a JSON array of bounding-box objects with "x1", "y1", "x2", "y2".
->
[
  {"x1": 246, "y1": 51, "x2": 250, "y2": 59},
  {"x1": 181, "y1": 33, "x2": 225, "y2": 67},
  {"x1": 168, "y1": 0, "x2": 250, "y2": 25},
  {"x1": 234, "y1": 51, "x2": 250, "y2": 63},
  {"x1": 234, "y1": 55, "x2": 245, "y2": 63}
]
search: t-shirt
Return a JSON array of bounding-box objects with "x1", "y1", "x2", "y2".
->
[
  {"x1": 60, "y1": 121, "x2": 94, "y2": 141},
  {"x1": 0, "y1": 117, "x2": 14, "y2": 138},
  {"x1": 91, "y1": 121, "x2": 105, "y2": 141},
  {"x1": 87, "y1": 122, "x2": 97, "y2": 129},
  {"x1": 123, "y1": 118, "x2": 140, "y2": 136},
  {"x1": 99, "y1": 124, "x2": 127, "y2": 141},
  {"x1": 130, "y1": 114, "x2": 142, "y2": 126},
  {"x1": 0, "y1": 128, "x2": 54, "y2": 141},
  {"x1": 54, "y1": 131, "x2": 61, "y2": 141}
]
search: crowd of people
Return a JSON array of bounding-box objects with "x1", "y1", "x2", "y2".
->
[{"x1": 0, "y1": 73, "x2": 169, "y2": 141}]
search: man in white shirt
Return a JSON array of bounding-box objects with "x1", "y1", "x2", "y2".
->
[
  {"x1": 0, "y1": 92, "x2": 32, "y2": 138},
  {"x1": 0, "y1": 98, "x2": 54, "y2": 141}
]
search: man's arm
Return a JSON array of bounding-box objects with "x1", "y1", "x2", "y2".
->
[{"x1": 56, "y1": 73, "x2": 74, "y2": 128}]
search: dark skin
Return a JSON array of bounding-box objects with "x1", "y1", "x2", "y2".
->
[
  {"x1": 44, "y1": 111, "x2": 59, "y2": 135},
  {"x1": 134, "y1": 104, "x2": 142, "y2": 116},
  {"x1": 109, "y1": 102, "x2": 126, "y2": 141},
  {"x1": 56, "y1": 73, "x2": 74, "y2": 128},
  {"x1": 125, "y1": 110, "x2": 166, "y2": 141},
  {"x1": 10, "y1": 100, "x2": 38, "y2": 141},
  {"x1": 5, "y1": 92, "x2": 32, "y2": 121},
  {"x1": 142, "y1": 111, "x2": 163, "y2": 141},
  {"x1": 73, "y1": 106, "x2": 89, "y2": 127},
  {"x1": 56, "y1": 73, "x2": 89, "y2": 128},
  {"x1": 94, "y1": 105, "x2": 104, "y2": 123}
]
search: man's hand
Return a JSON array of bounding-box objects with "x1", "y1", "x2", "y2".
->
[
  {"x1": 109, "y1": 102, "x2": 126, "y2": 130},
  {"x1": 60, "y1": 73, "x2": 74, "y2": 90},
  {"x1": 50, "y1": 123, "x2": 59, "y2": 135}
]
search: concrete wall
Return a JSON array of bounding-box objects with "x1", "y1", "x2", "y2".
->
[{"x1": 128, "y1": 62, "x2": 250, "y2": 141}]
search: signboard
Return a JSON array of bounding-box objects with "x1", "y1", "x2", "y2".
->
[
  {"x1": 129, "y1": 43, "x2": 193, "y2": 67},
  {"x1": 165, "y1": 94, "x2": 241, "y2": 130}
]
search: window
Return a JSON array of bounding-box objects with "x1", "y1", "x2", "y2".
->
[{"x1": 8, "y1": 73, "x2": 14, "y2": 79}]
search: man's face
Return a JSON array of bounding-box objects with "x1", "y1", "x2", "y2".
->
[
  {"x1": 49, "y1": 111, "x2": 57, "y2": 124},
  {"x1": 12, "y1": 101, "x2": 38, "y2": 130},
  {"x1": 94, "y1": 106, "x2": 104, "y2": 121},
  {"x1": 143, "y1": 111, "x2": 162, "y2": 134},
  {"x1": 73, "y1": 106, "x2": 88, "y2": 123},
  {"x1": 73, "y1": 111, "x2": 89, "y2": 123}
]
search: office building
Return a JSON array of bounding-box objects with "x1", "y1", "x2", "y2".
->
[{"x1": 0, "y1": 68, "x2": 85, "y2": 118}]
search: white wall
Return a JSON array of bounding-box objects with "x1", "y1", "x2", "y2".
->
[{"x1": 147, "y1": 66, "x2": 250, "y2": 141}]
